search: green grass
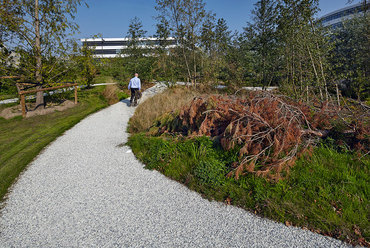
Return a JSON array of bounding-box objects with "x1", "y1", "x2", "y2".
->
[
  {"x1": 0, "y1": 94, "x2": 17, "y2": 101},
  {"x1": 0, "y1": 82, "x2": 18, "y2": 100},
  {"x1": 117, "y1": 91, "x2": 129, "y2": 101},
  {"x1": 92, "y1": 74, "x2": 116, "y2": 85},
  {"x1": 128, "y1": 134, "x2": 370, "y2": 246},
  {"x1": 0, "y1": 86, "x2": 109, "y2": 201}
]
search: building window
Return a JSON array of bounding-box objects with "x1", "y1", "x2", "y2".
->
[{"x1": 93, "y1": 49, "x2": 117, "y2": 55}]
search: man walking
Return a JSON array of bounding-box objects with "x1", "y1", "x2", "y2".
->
[{"x1": 128, "y1": 73, "x2": 141, "y2": 106}]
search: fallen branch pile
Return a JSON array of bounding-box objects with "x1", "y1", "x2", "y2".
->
[{"x1": 154, "y1": 91, "x2": 368, "y2": 180}]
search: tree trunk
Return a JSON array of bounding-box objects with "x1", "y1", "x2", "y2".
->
[
  {"x1": 35, "y1": 0, "x2": 44, "y2": 108},
  {"x1": 335, "y1": 82, "x2": 341, "y2": 107},
  {"x1": 306, "y1": 44, "x2": 323, "y2": 101},
  {"x1": 179, "y1": 40, "x2": 192, "y2": 86},
  {"x1": 309, "y1": 19, "x2": 329, "y2": 101},
  {"x1": 193, "y1": 47, "x2": 197, "y2": 87},
  {"x1": 306, "y1": 85, "x2": 309, "y2": 103}
]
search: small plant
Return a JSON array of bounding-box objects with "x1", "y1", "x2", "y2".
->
[{"x1": 194, "y1": 159, "x2": 227, "y2": 186}]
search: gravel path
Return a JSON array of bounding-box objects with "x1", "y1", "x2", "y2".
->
[{"x1": 0, "y1": 85, "x2": 352, "y2": 247}]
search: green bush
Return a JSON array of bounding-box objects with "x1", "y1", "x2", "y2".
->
[{"x1": 0, "y1": 79, "x2": 18, "y2": 100}]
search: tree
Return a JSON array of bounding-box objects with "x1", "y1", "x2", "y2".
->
[
  {"x1": 330, "y1": 13, "x2": 370, "y2": 100},
  {"x1": 155, "y1": 0, "x2": 211, "y2": 85},
  {"x1": 200, "y1": 15, "x2": 215, "y2": 55},
  {"x1": 347, "y1": 0, "x2": 368, "y2": 12},
  {"x1": 155, "y1": 17, "x2": 172, "y2": 50},
  {"x1": 244, "y1": 0, "x2": 277, "y2": 87},
  {"x1": 215, "y1": 18, "x2": 232, "y2": 56},
  {"x1": 0, "y1": 0, "x2": 86, "y2": 108},
  {"x1": 126, "y1": 17, "x2": 153, "y2": 81},
  {"x1": 214, "y1": 18, "x2": 233, "y2": 83},
  {"x1": 273, "y1": 0, "x2": 331, "y2": 100},
  {"x1": 153, "y1": 16, "x2": 177, "y2": 83},
  {"x1": 199, "y1": 15, "x2": 216, "y2": 83},
  {"x1": 126, "y1": 16, "x2": 147, "y2": 59},
  {"x1": 225, "y1": 33, "x2": 254, "y2": 86},
  {"x1": 199, "y1": 17, "x2": 235, "y2": 85},
  {"x1": 71, "y1": 44, "x2": 97, "y2": 87}
]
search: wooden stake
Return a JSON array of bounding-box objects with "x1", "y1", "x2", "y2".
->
[
  {"x1": 74, "y1": 85, "x2": 78, "y2": 104},
  {"x1": 20, "y1": 94, "x2": 26, "y2": 118}
]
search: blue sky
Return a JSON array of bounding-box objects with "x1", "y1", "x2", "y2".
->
[{"x1": 75, "y1": 0, "x2": 358, "y2": 39}]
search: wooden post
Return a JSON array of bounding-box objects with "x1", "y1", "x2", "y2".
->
[
  {"x1": 74, "y1": 85, "x2": 78, "y2": 104},
  {"x1": 17, "y1": 83, "x2": 78, "y2": 118},
  {"x1": 19, "y1": 83, "x2": 77, "y2": 95},
  {"x1": 20, "y1": 94, "x2": 26, "y2": 118}
]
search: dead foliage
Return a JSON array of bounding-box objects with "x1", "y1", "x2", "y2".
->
[
  {"x1": 334, "y1": 98, "x2": 370, "y2": 154},
  {"x1": 154, "y1": 91, "x2": 369, "y2": 180},
  {"x1": 102, "y1": 84, "x2": 120, "y2": 105}
]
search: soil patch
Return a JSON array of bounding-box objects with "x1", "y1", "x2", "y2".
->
[{"x1": 0, "y1": 100, "x2": 77, "y2": 119}]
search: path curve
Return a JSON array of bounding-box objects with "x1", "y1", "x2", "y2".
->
[{"x1": 0, "y1": 85, "x2": 351, "y2": 247}]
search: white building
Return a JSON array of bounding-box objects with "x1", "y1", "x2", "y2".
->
[
  {"x1": 319, "y1": 2, "x2": 368, "y2": 28},
  {"x1": 0, "y1": 47, "x2": 20, "y2": 67},
  {"x1": 80, "y1": 37, "x2": 178, "y2": 58}
]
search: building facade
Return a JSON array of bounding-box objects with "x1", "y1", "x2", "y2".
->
[
  {"x1": 319, "y1": 2, "x2": 368, "y2": 28},
  {"x1": 80, "y1": 37, "x2": 177, "y2": 58}
]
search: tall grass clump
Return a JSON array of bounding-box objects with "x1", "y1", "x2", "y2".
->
[
  {"x1": 102, "y1": 84, "x2": 129, "y2": 105},
  {"x1": 128, "y1": 86, "x2": 200, "y2": 133}
]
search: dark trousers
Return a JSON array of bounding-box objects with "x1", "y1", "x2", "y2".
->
[{"x1": 130, "y1": 88, "x2": 139, "y2": 105}]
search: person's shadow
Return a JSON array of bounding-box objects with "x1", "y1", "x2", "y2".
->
[{"x1": 120, "y1": 99, "x2": 131, "y2": 107}]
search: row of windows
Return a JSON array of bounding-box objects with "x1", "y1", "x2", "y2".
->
[
  {"x1": 93, "y1": 48, "x2": 162, "y2": 55},
  {"x1": 331, "y1": 22, "x2": 344, "y2": 29},
  {"x1": 321, "y1": 6, "x2": 363, "y2": 23},
  {"x1": 93, "y1": 49, "x2": 119, "y2": 55},
  {"x1": 85, "y1": 41, "x2": 128, "y2": 46},
  {"x1": 83, "y1": 39, "x2": 177, "y2": 47}
]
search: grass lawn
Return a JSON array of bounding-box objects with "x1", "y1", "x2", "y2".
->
[
  {"x1": 0, "y1": 86, "x2": 109, "y2": 201},
  {"x1": 0, "y1": 94, "x2": 17, "y2": 101}
]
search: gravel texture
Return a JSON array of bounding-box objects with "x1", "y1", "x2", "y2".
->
[{"x1": 0, "y1": 84, "x2": 352, "y2": 247}]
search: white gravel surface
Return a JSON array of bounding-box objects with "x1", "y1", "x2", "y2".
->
[{"x1": 0, "y1": 84, "x2": 352, "y2": 247}]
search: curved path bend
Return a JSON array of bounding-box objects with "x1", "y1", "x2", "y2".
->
[{"x1": 0, "y1": 85, "x2": 350, "y2": 247}]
